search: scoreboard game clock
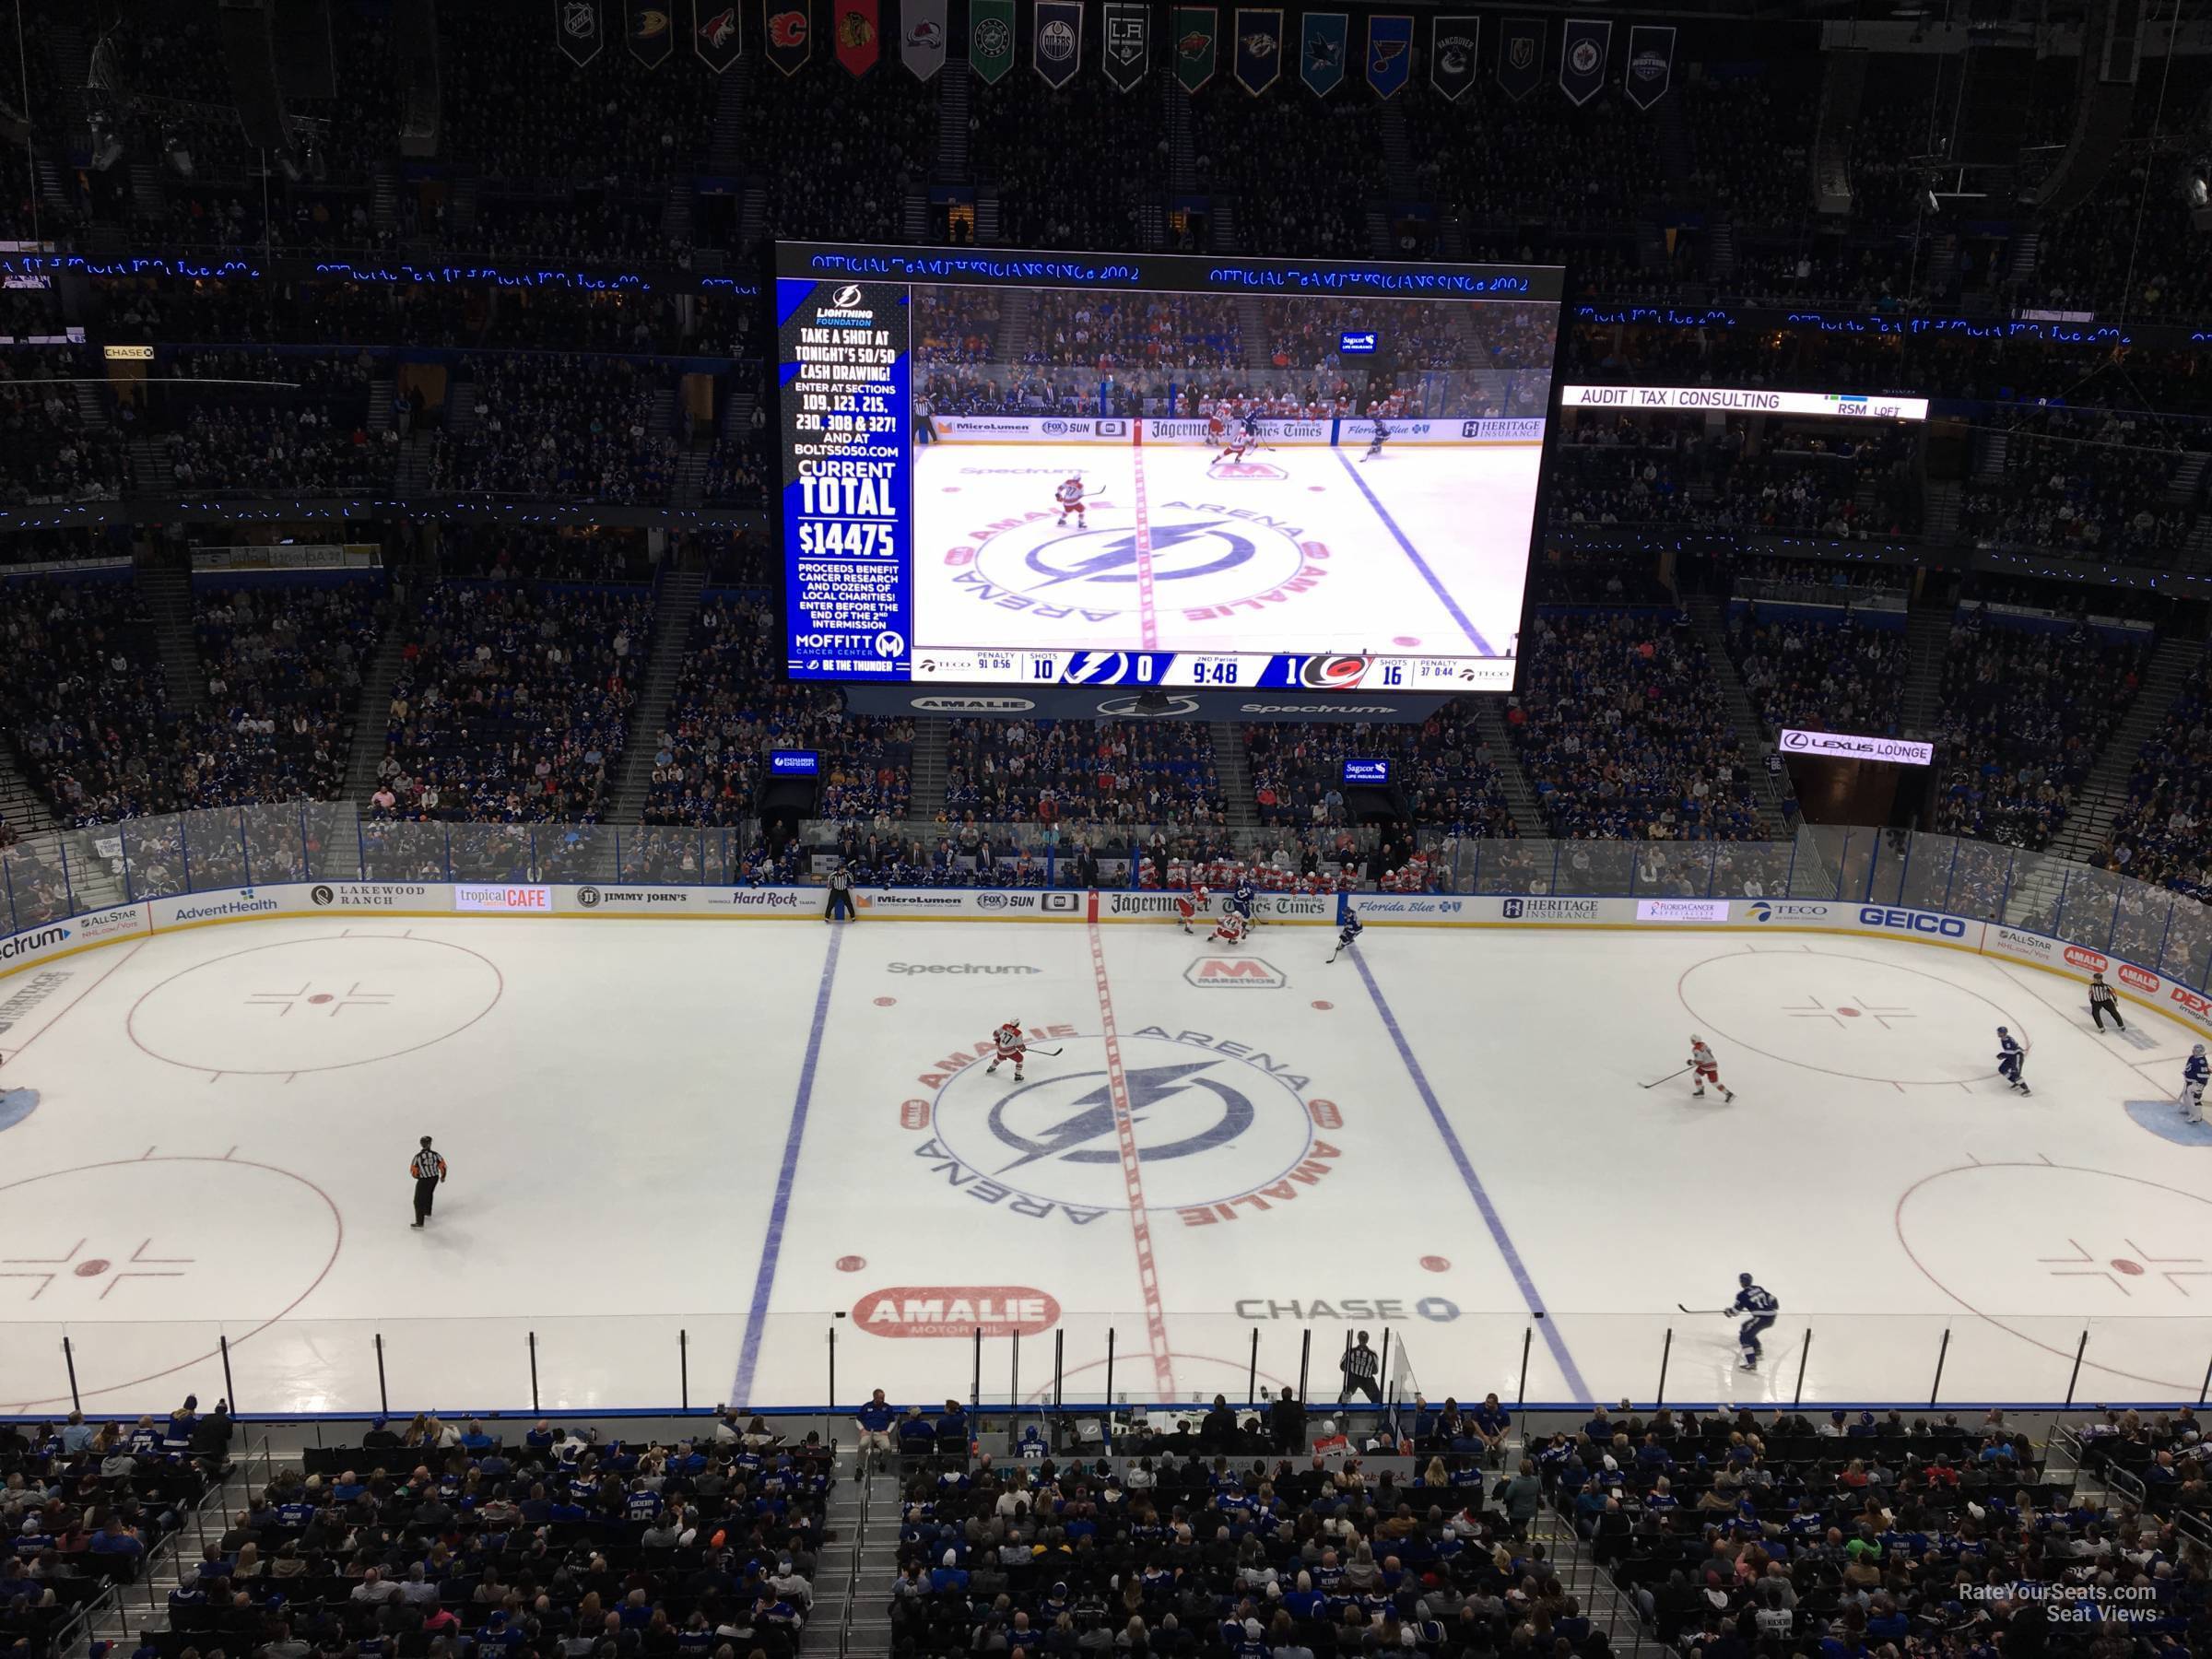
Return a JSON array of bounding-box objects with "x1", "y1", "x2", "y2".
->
[{"x1": 776, "y1": 242, "x2": 1564, "y2": 694}]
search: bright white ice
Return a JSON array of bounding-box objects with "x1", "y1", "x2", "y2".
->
[{"x1": 3, "y1": 915, "x2": 2207, "y2": 1418}]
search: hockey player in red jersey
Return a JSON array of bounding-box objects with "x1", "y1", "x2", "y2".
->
[
  {"x1": 1211, "y1": 909, "x2": 1249, "y2": 947},
  {"x1": 1174, "y1": 884, "x2": 1209, "y2": 935},
  {"x1": 1688, "y1": 1037, "x2": 1734, "y2": 1102},
  {"x1": 1054, "y1": 475, "x2": 1088, "y2": 528},
  {"x1": 985, "y1": 1019, "x2": 1026, "y2": 1082}
]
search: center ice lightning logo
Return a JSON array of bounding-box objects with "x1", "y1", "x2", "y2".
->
[{"x1": 951, "y1": 507, "x2": 1325, "y2": 623}]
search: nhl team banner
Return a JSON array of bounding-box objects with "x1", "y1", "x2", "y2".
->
[
  {"x1": 1365, "y1": 14, "x2": 1411, "y2": 99},
  {"x1": 971, "y1": 0, "x2": 1015, "y2": 83},
  {"x1": 763, "y1": 0, "x2": 811, "y2": 74},
  {"x1": 1172, "y1": 6, "x2": 1217, "y2": 92},
  {"x1": 1033, "y1": 0, "x2": 1083, "y2": 87},
  {"x1": 694, "y1": 0, "x2": 743, "y2": 69},
  {"x1": 627, "y1": 0, "x2": 674, "y2": 64},
  {"x1": 1625, "y1": 24, "x2": 1675, "y2": 110},
  {"x1": 1430, "y1": 15, "x2": 1477, "y2": 101},
  {"x1": 1101, "y1": 0, "x2": 1148, "y2": 89},
  {"x1": 557, "y1": 0, "x2": 602, "y2": 66},
  {"x1": 1300, "y1": 11, "x2": 1347, "y2": 97},
  {"x1": 1498, "y1": 17, "x2": 1543, "y2": 100},
  {"x1": 1233, "y1": 9, "x2": 1282, "y2": 95},
  {"x1": 1559, "y1": 17, "x2": 1609, "y2": 105},
  {"x1": 833, "y1": 0, "x2": 878, "y2": 74},
  {"x1": 900, "y1": 0, "x2": 946, "y2": 78}
]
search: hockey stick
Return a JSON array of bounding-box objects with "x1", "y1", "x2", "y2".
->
[
  {"x1": 1677, "y1": 1304, "x2": 1727, "y2": 1315},
  {"x1": 1026, "y1": 1046, "x2": 1065, "y2": 1057},
  {"x1": 1640, "y1": 1065, "x2": 1693, "y2": 1089}
]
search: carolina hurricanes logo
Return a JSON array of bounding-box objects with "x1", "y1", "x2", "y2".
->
[
  {"x1": 1300, "y1": 653, "x2": 1370, "y2": 689},
  {"x1": 768, "y1": 8, "x2": 807, "y2": 47},
  {"x1": 698, "y1": 6, "x2": 737, "y2": 46}
]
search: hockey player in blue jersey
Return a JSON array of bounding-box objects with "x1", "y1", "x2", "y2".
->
[
  {"x1": 1327, "y1": 911, "x2": 1363, "y2": 963},
  {"x1": 1230, "y1": 878, "x2": 1257, "y2": 923},
  {"x1": 1731, "y1": 1274, "x2": 1779, "y2": 1372},
  {"x1": 2183, "y1": 1043, "x2": 2207, "y2": 1125},
  {"x1": 1995, "y1": 1027, "x2": 2030, "y2": 1096}
]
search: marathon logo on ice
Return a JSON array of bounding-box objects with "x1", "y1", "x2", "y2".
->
[
  {"x1": 1184, "y1": 957, "x2": 1288, "y2": 990},
  {"x1": 852, "y1": 1286, "x2": 1060, "y2": 1338}
]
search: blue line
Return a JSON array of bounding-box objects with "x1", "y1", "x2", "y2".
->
[
  {"x1": 1335, "y1": 449, "x2": 1495, "y2": 655},
  {"x1": 732, "y1": 923, "x2": 843, "y2": 1405},
  {"x1": 1347, "y1": 945, "x2": 1590, "y2": 1401}
]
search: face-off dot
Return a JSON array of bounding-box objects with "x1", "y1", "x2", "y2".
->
[
  {"x1": 1838, "y1": 1007, "x2": 1860, "y2": 1017},
  {"x1": 75, "y1": 1258, "x2": 111, "y2": 1278},
  {"x1": 1394, "y1": 636, "x2": 1420, "y2": 648},
  {"x1": 1420, "y1": 1255, "x2": 1451, "y2": 1273},
  {"x1": 836, "y1": 1255, "x2": 865, "y2": 1273},
  {"x1": 1311, "y1": 1000, "x2": 1334, "y2": 1011},
  {"x1": 2112, "y1": 1258, "x2": 2145, "y2": 1276},
  {"x1": 874, "y1": 996, "x2": 896, "y2": 1006},
  {"x1": 308, "y1": 994, "x2": 335, "y2": 1005}
]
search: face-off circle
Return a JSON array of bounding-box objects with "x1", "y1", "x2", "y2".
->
[{"x1": 128, "y1": 934, "x2": 503, "y2": 1076}]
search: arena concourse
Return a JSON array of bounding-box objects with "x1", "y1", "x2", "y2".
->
[{"x1": 2, "y1": 3, "x2": 2211, "y2": 1656}]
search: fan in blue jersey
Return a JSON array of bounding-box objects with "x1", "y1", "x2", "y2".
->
[
  {"x1": 1327, "y1": 911, "x2": 1363, "y2": 963},
  {"x1": 2182, "y1": 1043, "x2": 2207, "y2": 1125},
  {"x1": 1995, "y1": 1027, "x2": 2030, "y2": 1096},
  {"x1": 1731, "y1": 1274, "x2": 1780, "y2": 1372}
]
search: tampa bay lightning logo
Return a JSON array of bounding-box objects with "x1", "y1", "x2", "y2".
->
[
  {"x1": 991, "y1": 1063, "x2": 1254, "y2": 1170},
  {"x1": 1025, "y1": 521, "x2": 1254, "y2": 587},
  {"x1": 963, "y1": 508, "x2": 1314, "y2": 622},
  {"x1": 1060, "y1": 651, "x2": 1132, "y2": 685}
]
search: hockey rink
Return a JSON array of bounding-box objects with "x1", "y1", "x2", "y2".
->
[
  {"x1": 3, "y1": 913, "x2": 2208, "y2": 1419},
  {"x1": 912, "y1": 439, "x2": 1541, "y2": 663}
]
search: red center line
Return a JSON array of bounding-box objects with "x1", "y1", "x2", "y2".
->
[
  {"x1": 1084, "y1": 921, "x2": 1175, "y2": 1398},
  {"x1": 1130, "y1": 441, "x2": 1159, "y2": 652}
]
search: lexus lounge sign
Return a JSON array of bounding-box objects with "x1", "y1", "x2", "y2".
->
[{"x1": 1779, "y1": 728, "x2": 1935, "y2": 766}]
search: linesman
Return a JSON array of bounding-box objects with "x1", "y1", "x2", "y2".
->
[{"x1": 409, "y1": 1136, "x2": 448, "y2": 1229}]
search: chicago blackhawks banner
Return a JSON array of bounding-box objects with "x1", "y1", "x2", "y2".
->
[
  {"x1": 1233, "y1": 8, "x2": 1282, "y2": 95},
  {"x1": 833, "y1": 0, "x2": 877, "y2": 74},
  {"x1": 693, "y1": 0, "x2": 742, "y2": 69},
  {"x1": 1102, "y1": 0, "x2": 1147, "y2": 89},
  {"x1": 557, "y1": 0, "x2": 602, "y2": 67},
  {"x1": 1172, "y1": 6, "x2": 1217, "y2": 92},
  {"x1": 900, "y1": 0, "x2": 946, "y2": 78},
  {"x1": 762, "y1": 0, "x2": 810, "y2": 73},
  {"x1": 628, "y1": 1, "x2": 674, "y2": 64},
  {"x1": 1498, "y1": 17, "x2": 1542, "y2": 101},
  {"x1": 1430, "y1": 15, "x2": 1476, "y2": 101},
  {"x1": 1559, "y1": 18, "x2": 1609, "y2": 105},
  {"x1": 1300, "y1": 11, "x2": 1346, "y2": 97},
  {"x1": 1625, "y1": 24, "x2": 1674, "y2": 110},
  {"x1": 971, "y1": 0, "x2": 1015, "y2": 83},
  {"x1": 1034, "y1": 0, "x2": 1083, "y2": 87},
  {"x1": 1365, "y1": 14, "x2": 1410, "y2": 100}
]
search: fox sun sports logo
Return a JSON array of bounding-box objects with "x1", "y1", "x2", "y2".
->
[{"x1": 973, "y1": 891, "x2": 1082, "y2": 912}]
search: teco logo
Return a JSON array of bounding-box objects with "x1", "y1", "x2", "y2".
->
[
  {"x1": 1183, "y1": 957, "x2": 1288, "y2": 990},
  {"x1": 2118, "y1": 963, "x2": 2161, "y2": 994},
  {"x1": 2065, "y1": 946, "x2": 2109, "y2": 971},
  {"x1": 851, "y1": 1287, "x2": 1061, "y2": 1339}
]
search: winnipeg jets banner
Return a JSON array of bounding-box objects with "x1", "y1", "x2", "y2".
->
[
  {"x1": 1430, "y1": 15, "x2": 1477, "y2": 101},
  {"x1": 1365, "y1": 14, "x2": 1411, "y2": 100},
  {"x1": 1559, "y1": 18, "x2": 1609, "y2": 105},
  {"x1": 694, "y1": 0, "x2": 743, "y2": 69},
  {"x1": 970, "y1": 0, "x2": 1015, "y2": 82},
  {"x1": 1172, "y1": 6, "x2": 1218, "y2": 92},
  {"x1": 1033, "y1": 0, "x2": 1083, "y2": 86},
  {"x1": 628, "y1": 0, "x2": 674, "y2": 64},
  {"x1": 557, "y1": 0, "x2": 602, "y2": 66},
  {"x1": 1300, "y1": 11, "x2": 1347, "y2": 97},
  {"x1": 1498, "y1": 16, "x2": 1542, "y2": 100},
  {"x1": 900, "y1": 0, "x2": 946, "y2": 78},
  {"x1": 1102, "y1": 0, "x2": 1147, "y2": 88},
  {"x1": 763, "y1": 0, "x2": 811, "y2": 73},
  {"x1": 1625, "y1": 23, "x2": 1674, "y2": 109},
  {"x1": 1233, "y1": 8, "x2": 1282, "y2": 95},
  {"x1": 833, "y1": 0, "x2": 878, "y2": 74}
]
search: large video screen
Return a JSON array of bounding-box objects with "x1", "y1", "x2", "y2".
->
[{"x1": 777, "y1": 243, "x2": 1562, "y2": 693}]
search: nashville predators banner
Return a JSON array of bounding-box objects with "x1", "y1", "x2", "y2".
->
[
  {"x1": 1300, "y1": 11, "x2": 1346, "y2": 97},
  {"x1": 762, "y1": 0, "x2": 811, "y2": 74},
  {"x1": 557, "y1": 0, "x2": 602, "y2": 67},
  {"x1": 970, "y1": 0, "x2": 1015, "y2": 84},
  {"x1": 1033, "y1": 0, "x2": 1083, "y2": 88},
  {"x1": 1498, "y1": 16, "x2": 1543, "y2": 101},
  {"x1": 832, "y1": 0, "x2": 877, "y2": 74},
  {"x1": 1430, "y1": 16, "x2": 1477, "y2": 101},
  {"x1": 1232, "y1": 9, "x2": 1282, "y2": 96},
  {"x1": 628, "y1": 1, "x2": 674, "y2": 65},
  {"x1": 1101, "y1": 0, "x2": 1148, "y2": 89},
  {"x1": 1625, "y1": 24, "x2": 1675, "y2": 110},
  {"x1": 1365, "y1": 14, "x2": 1411, "y2": 100},
  {"x1": 1559, "y1": 17, "x2": 1609, "y2": 106},
  {"x1": 693, "y1": 0, "x2": 742, "y2": 70},
  {"x1": 1172, "y1": 6, "x2": 1218, "y2": 93}
]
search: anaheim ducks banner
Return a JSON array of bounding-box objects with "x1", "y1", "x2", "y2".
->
[
  {"x1": 693, "y1": 0, "x2": 742, "y2": 69},
  {"x1": 628, "y1": 1, "x2": 675, "y2": 64},
  {"x1": 832, "y1": 0, "x2": 878, "y2": 74},
  {"x1": 1300, "y1": 11, "x2": 1346, "y2": 97},
  {"x1": 1101, "y1": 0, "x2": 1147, "y2": 89},
  {"x1": 557, "y1": 0, "x2": 602, "y2": 67},
  {"x1": 1430, "y1": 16, "x2": 1477, "y2": 101},
  {"x1": 763, "y1": 0, "x2": 810, "y2": 74},
  {"x1": 900, "y1": 0, "x2": 946, "y2": 78},
  {"x1": 1233, "y1": 8, "x2": 1283, "y2": 96},
  {"x1": 1033, "y1": 0, "x2": 1083, "y2": 87}
]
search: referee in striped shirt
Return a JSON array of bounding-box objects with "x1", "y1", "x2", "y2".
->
[
  {"x1": 408, "y1": 1136, "x2": 447, "y2": 1229},
  {"x1": 1338, "y1": 1330, "x2": 1382, "y2": 1406}
]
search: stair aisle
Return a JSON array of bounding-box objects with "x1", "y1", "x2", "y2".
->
[
  {"x1": 906, "y1": 719, "x2": 948, "y2": 828},
  {"x1": 2050, "y1": 636, "x2": 2203, "y2": 866},
  {"x1": 1684, "y1": 594, "x2": 1787, "y2": 835},
  {"x1": 1210, "y1": 719, "x2": 1258, "y2": 830},
  {"x1": 606, "y1": 571, "x2": 708, "y2": 824}
]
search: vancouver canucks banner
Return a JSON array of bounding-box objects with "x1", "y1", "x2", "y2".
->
[
  {"x1": 1498, "y1": 16, "x2": 1542, "y2": 100},
  {"x1": 833, "y1": 0, "x2": 878, "y2": 74},
  {"x1": 1101, "y1": 0, "x2": 1147, "y2": 88},
  {"x1": 1172, "y1": 6, "x2": 1217, "y2": 92},
  {"x1": 628, "y1": 1, "x2": 674, "y2": 64},
  {"x1": 1365, "y1": 14, "x2": 1411, "y2": 99},
  {"x1": 970, "y1": 0, "x2": 1015, "y2": 83},
  {"x1": 1033, "y1": 0, "x2": 1083, "y2": 87},
  {"x1": 1559, "y1": 17, "x2": 1609, "y2": 106},
  {"x1": 763, "y1": 0, "x2": 810, "y2": 74},
  {"x1": 900, "y1": 0, "x2": 946, "y2": 78},
  {"x1": 1300, "y1": 11, "x2": 1346, "y2": 97},
  {"x1": 694, "y1": 0, "x2": 742, "y2": 69},
  {"x1": 557, "y1": 0, "x2": 601, "y2": 66},
  {"x1": 1233, "y1": 9, "x2": 1281, "y2": 95},
  {"x1": 1625, "y1": 23, "x2": 1674, "y2": 110},
  {"x1": 1430, "y1": 15, "x2": 1477, "y2": 100}
]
